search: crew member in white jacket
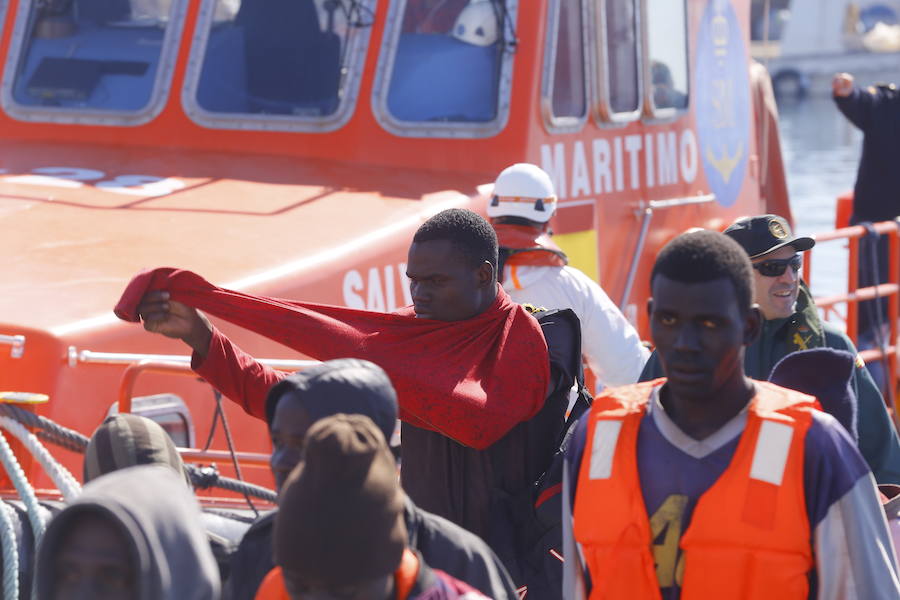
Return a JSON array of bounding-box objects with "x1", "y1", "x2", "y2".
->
[{"x1": 487, "y1": 163, "x2": 649, "y2": 389}]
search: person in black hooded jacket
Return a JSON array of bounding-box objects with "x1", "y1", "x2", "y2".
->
[
  {"x1": 260, "y1": 414, "x2": 491, "y2": 600},
  {"x1": 833, "y1": 71, "x2": 900, "y2": 358},
  {"x1": 222, "y1": 358, "x2": 516, "y2": 600}
]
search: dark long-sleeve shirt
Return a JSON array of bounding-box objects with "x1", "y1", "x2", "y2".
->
[{"x1": 834, "y1": 84, "x2": 900, "y2": 223}]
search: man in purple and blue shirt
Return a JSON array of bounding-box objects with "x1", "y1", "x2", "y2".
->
[{"x1": 562, "y1": 230, "x2": 899, "y2": 599}]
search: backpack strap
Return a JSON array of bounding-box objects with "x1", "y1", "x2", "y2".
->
[{"x1": 528, "y1": 306, "x2": 594, "y2": 444}]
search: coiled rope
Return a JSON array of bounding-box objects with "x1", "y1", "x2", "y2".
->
[
  {"x1": 0, "y1": 418, "x2": 81, "y2": 501},
  {"x1": 186, "y1": 464, "x2": 277, "y2": 503},
  {"x1": 0, "y1": 430, "x2": 45, "y2": 550},
  {"x1": 0, "y1": 405, "x2": 88, "y2": 453},
  {"x1": 0, "y1": 403, "x2": 276, "y2": 503},
  {"x1": 0, "y1": 502, "x2": 19, "y2": 600}
]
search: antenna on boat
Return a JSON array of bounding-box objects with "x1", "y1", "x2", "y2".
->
[
  {"x1": 760, "y1": 0, "x2": 773, "y2": 191},
  {"x1": 211, "y1": 389, "x2": 259, "y2": 517},
  {"x1": 340, "y1": 0, "x2": 376, "y2": 28},
  {"x1": 489, "y1": 0, "x2": 518, "y2": 53}
]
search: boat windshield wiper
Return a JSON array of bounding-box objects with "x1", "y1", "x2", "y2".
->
[
  {"x1": 490, "y1": 0, "x2": 518, "y2": 53},
  {"x1": 328, "y1": 0, "x2": 375, "y2": 29}
]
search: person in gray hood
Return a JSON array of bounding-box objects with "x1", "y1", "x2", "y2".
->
[
  {"x1": 82, "y1": 412, "x2": 245, "y2": 582},
  {"x1": 36, "y1": 464, "x2": 220, "y2": 600}
]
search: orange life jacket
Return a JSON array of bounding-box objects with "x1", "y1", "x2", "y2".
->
[
  {"x1": 254, "y1": 548, "x2": 420, "y2": 600},
  {"x1": 573, "y1": 379, "x2": 816, "y2": 600},
  {"x1": 494, "y1": 223, "x2": 568, "y2": 268}
]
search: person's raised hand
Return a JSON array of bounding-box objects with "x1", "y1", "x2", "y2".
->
[
  {"x1": 832, "y1": 72, "x2": 854, "y2": 97},
  {"x1": 136, "y1": 290, "x2": 213, "y2": 357}
]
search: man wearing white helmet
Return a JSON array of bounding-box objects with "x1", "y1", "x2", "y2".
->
[
  {"x1": 488, "y1": 163, "x2": 649, "y2": 389},
  {"x1": 450, "y1": 0, "x2": 499, "y2": 46}
]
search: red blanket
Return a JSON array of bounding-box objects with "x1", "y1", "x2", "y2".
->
[{"x1": 115, "y1": 268, "x2": 550, "y2": 449}]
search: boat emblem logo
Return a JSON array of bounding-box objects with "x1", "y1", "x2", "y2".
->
[
  {"x1": 706, "y1": 143, "x2": 744, "y2": 184},
  {"x1": 695, "y1": 0, "x2": 750, "y2": 208},
  {"x1": 768, "y1": 220, "x2": 787, "y2": 239}
]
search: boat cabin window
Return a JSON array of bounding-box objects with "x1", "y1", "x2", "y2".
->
[
  {"x1": 183, "y1": 0, "x2": 375, "y2": 132},
  {"x1": 542, "y1": 0, "x2": 587, "y2": 130},
  {"x1": 372, "y1": 0, "x2": 517, "y2": 137},
  {"x1": 750, "y1": 0, "x2": 790, "y2": 41},
  {"x1": 3, "y1": 0, "x2": 187, "y2": 124},
  {"x1": 597, "y1": 0, "x2": 640, "y2": 122},
  {"x1": 107, "y1": 393, "x2": 196, "y2": 448},
  {"x1": 645, "y1": 0, "x2": 689, "y2": 115}
]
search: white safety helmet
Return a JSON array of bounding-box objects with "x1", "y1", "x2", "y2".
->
[
  {"x1": 487, "y1": 163, "x2": 558, "y2": 223},
  {"x1": 451, "y1": 0, "x2": 499, "y2": 47}
]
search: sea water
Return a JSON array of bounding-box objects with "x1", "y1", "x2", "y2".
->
[{"x1": 779, "y1": 95, "x2": 865, "y2": 323}]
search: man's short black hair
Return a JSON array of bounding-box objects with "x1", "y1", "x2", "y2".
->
[
  {"x1": 651, "y1": 230, "x2": 754, "y2": 313},
  {"x1": 413, "y1": 208, "x2": 498, "y2": 270}
]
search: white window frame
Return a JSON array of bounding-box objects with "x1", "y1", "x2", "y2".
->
[
  {"x1": 594, "y1": 0, "x2": 643, "y2": 126},
  {"x1": 1, "y1": 0, "x2": 188, "y2": 126},
  {"x1": 181, "y1": 0, "x2": 376, "y2": 133},
  {"x1": 541, "y1": 0, "x2": 590, "y2": 134},
  {"x1": 640, "y1": 0, "x2": 690, "y2": 122},
  {"x1": 370, "y1": 0, "x2": 518, "y2": 139}
]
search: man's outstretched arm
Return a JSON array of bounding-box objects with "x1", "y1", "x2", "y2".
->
[
  {"x1": 124, "y1": 270, "x2": 551, "y2": 448},
  {"x1": 833, "y1": 72, "x2": 875, "y2": 132},
  {"x1": 137, "y1": 291, "x2": 283, "y2": 419},
  {"x1": 137, "y1": 290, "x2": 213, "y2": 357}
]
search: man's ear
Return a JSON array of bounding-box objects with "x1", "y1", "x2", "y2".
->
[
  {"x1": 744, "y1": 304, "x2": 763, "y2": 345},
  {"x1": 477, "y1": 261, "x2": 495, "y2": 287},
  {"x1": 647, "y1": 297, "x2": 654, "y2": 319}
]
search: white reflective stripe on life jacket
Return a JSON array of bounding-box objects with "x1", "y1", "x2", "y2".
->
[
  {"x1": 588, "y1": 420, "x2": 623, "y2": 480},
  {"x1": 750, "y1": 419, "x2": 795, "y2": 486}
]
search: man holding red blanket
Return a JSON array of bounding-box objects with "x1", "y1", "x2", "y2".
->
[{"x1": 117, "y1": 209, "x2": 580, "y2": 581}]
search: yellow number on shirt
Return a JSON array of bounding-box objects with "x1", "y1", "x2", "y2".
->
[{"x1": 649, "y1": 494, "x2": 688, "y2": 588}]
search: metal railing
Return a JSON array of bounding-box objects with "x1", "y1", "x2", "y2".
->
[
  {"x1": 619, "y1": 193, "x2": 717, "y2": 307},
  {"x1": 115, "y1": 359, "x2": 283, "y2": 468},
  {"x1": 0, "y1": 334, "x2": 25, "y2": 359},
  {"x1": 802, "y1": 219, "x2": 899, "y2": 421},
  {"x1": 69, "y1": 347, "x2": 317, "y2": 371}
]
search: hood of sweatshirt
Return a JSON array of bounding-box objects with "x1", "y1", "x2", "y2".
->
[{"x1": 36, "y1": 464, "x2": 220, "y2": 600}]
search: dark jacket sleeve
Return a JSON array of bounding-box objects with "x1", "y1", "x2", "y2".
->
[
  {"x1": 834, "y1": 87, "x2": 876, "y2": 132},
  {"x1": 824, "y1": 327, "x2": 900, "y2": 484},
  {"x1": 221, "y1": 512, "x2": 276, "y2": 600},
  {"x1": 855, "y1": 365, "x2": 900, "y2": 484},
  {"x1": 638, "y1": 350, "x2": 664, "y2": 382},
  {"x1": 405, "y1": 497, "x2": 518, "y2": 600}
]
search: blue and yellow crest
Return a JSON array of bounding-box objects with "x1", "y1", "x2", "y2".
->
[{"x1": 695, "y1": 0, "x2": 751, "y2": 208}]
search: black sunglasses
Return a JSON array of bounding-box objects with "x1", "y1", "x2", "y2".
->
[{"x1": 753, "y1": 254, "x2": 802, "y2": 277}]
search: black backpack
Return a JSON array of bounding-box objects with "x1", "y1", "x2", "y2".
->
[{"x1": 493, "y1": 307, "x2": 593, "y2": 599}]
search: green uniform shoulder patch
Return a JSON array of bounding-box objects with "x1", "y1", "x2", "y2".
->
[{"x1": 521, "y1": 303, "x2": 548, "y2": 314}]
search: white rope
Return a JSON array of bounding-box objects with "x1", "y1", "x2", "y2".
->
[
  {"x1": 0, "y1": 430, "x2": 45, "y2": 549},
  {"x1": 0, "y1": 502, "x2": 19, "y2": 600},
  {"x1": 0, "y1": 417, "x2": 81, "y2": 501}
]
